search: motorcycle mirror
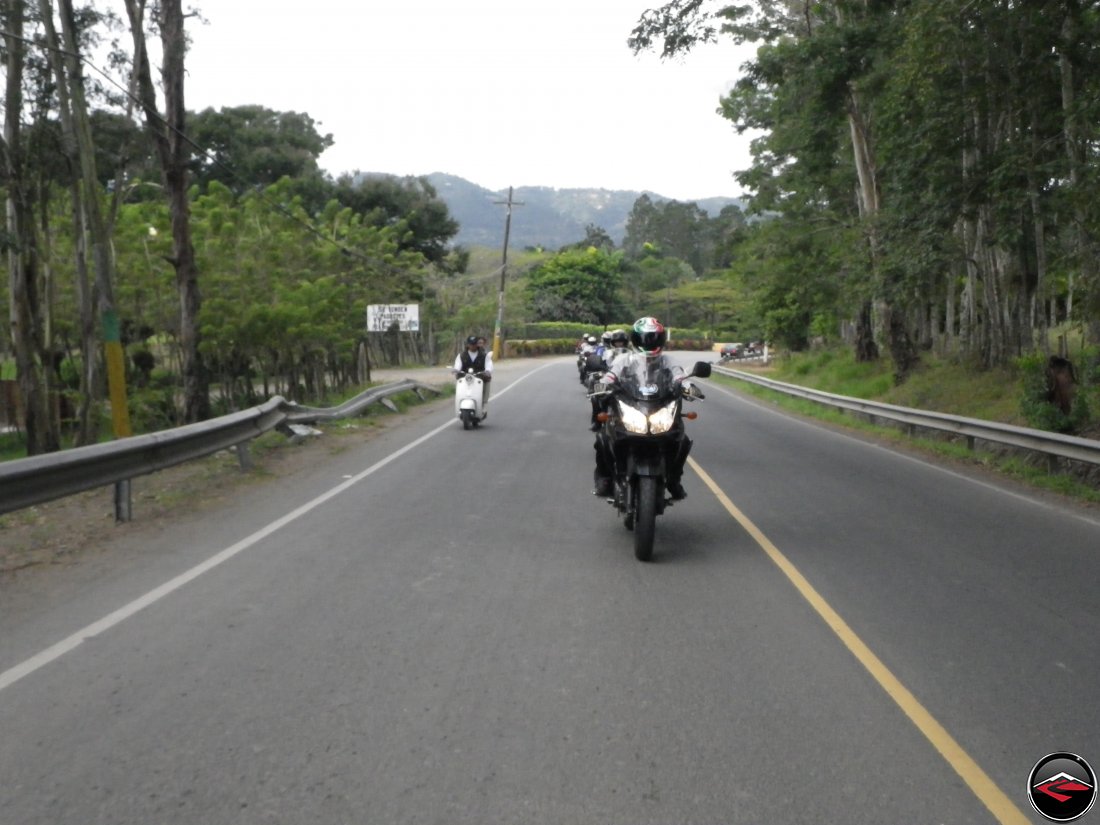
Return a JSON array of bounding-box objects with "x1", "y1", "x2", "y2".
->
[{"x1": 691, "y1": 361, "x2": 712, "y2": 378}]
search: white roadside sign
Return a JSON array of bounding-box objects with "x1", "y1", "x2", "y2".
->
[{"x1": 367, "y1": 304, "x2": 420, "y2": 332}]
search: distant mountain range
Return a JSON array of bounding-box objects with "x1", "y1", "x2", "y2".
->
[{"x1": 412, "y1": 173, "x2": 746, "y2": 250}]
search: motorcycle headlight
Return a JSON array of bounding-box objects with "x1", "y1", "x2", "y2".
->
[
  {"x1": 647, "y1": 399, "x2": 678, "y2": 434},
  {"x1": 617, "y1": 400, "x2": 649, "y2": 434}
]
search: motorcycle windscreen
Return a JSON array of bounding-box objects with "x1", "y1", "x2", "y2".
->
[{"x1": 609, "y1": 354, "x2": 677, "y2": 402}]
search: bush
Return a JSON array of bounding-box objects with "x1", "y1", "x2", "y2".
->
[
  {"x1": 669, "y1": 338, "x2": 712, "y2": 351},
  {"x1": 505, "y1": 339, "x2": 578, "y2": 356},
  {"x1": 58, "y1": 357, "x2": 82, "y2": 390},
  {"x1": 503, "y1": 336, "x2": 715, "y2": 357},
  {"x1": 1018, "y1": 352, "x2": 1092, "y2": 434},
  {"x1": 131, "y1": 349, "x2": 156, "y2": 387},
  {"x1": 513, "y1": 322, "x2": 632, "y2": 340},
  {"x1": 128, "y1": 386, "x2": 179, "y2": 432}
]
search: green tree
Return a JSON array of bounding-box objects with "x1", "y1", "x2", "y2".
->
[
  {"x1": 525, "y1": 247, "x2": 624, "y2": 325},
  {"x1": 562, "y1": 224, "x2": 615, "y2": 253},
  {"x1": 187, "y1": 105, "x2": 333, "y2": 192},
  {"x1": 622, "y1": 195, "x2": 712, "y2": 275},
  {"x1": 324, "y1": 174, "x2": 459, "y2": 265}
]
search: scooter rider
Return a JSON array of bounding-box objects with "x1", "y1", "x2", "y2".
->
[
  {"x1": 592, "y1": 317, "x2": 694, "y2": 500},
  {"x1": 454, "y1": 335, "x2": 492, "y2": 409}
]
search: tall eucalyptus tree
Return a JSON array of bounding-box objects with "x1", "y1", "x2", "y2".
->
[
  {"x1": 124, "y1": 0, "x2": 209, "y2": 422},
  {"x1": 2, "y1": 0, "x2": 58, "y2": 454},
  {"x1": 37, "y1": 0, "x2": 132, "y2": 443}
]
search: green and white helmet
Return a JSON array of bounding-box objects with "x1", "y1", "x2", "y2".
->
[{"x1": 630, "y1": 317, "x2": 667, "y2": 354}]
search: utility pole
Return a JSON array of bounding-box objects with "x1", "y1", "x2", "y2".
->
[{"x1": 492, "y1": 186, "x2": 523, "y2": 360}]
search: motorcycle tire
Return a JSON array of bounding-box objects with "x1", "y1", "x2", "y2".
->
[
  {"x1": 633, "y1": 476, "x2": 658, "y2": 562},
  {"x1": 461, "y1": 409, "x2": 473, "y2": 430}
]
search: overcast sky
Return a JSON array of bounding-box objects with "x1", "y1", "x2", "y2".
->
[{"x1": 177, "y1": 0, "x2": 757, "y2": 202}]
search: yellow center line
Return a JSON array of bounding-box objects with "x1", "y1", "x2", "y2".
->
[{"x1": 688, "y1": 456, "x2": 1031, "y2": 825}]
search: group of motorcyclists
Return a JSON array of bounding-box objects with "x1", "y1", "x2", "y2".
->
[
  {"x1": 455, "y1": 316, "x2": 700, "y2": 505},
  {"x1": 584, "y1": 317, "x2": 699, "y2": 501}
]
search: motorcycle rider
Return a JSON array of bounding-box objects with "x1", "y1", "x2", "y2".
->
[
  {"x1": 595, "y1": 330, "x2": 613, "y2": 360},
  {"x1": 587, "y1": 329, "x2": 631, "y2": 430},
  {"x1": 453, "y1": 334, "x2": 493, "y2": 409},
  {"x1": 592, "y1": 317, "x2": 694, "y2": 500},
  {"x1": 603, "y1": 328, "x2": 631, "y2": 367},
  {"x1": 577, "y1": 334, "x2": 601, "y2": 384}
]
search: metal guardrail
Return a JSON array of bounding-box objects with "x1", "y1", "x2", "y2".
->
[
  {"x1": 712, "y1": 364, "x2": 1100, "y2": 469},
  {"x1": 0, "y1": 380, "x2": 440, "y2": 519}
]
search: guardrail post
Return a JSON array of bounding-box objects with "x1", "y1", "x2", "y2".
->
[
  {"x1": 114, "y1": 479, "x2": 132, "y2": 523},
  {"x1": 235, "y1": 442, "x2": 253, "y2": 470}
]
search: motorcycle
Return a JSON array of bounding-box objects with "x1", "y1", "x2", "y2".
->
[
  {"x1": 454, "y1": 368, "x2": 489, "y2": 430},
  {"x1": 578, "y1": 349, "x2": 605, "y2": 386},
  {"x1": 590, "y1": 357, "x2": 711, "y2": 561}
]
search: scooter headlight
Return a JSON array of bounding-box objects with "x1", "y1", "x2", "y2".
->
[
  {"x1": 617, "y1": 400, "x2": 649, "y2": 434},
  {"x1": 647, "y1": 399, "x2": 679, "y2": 434}
]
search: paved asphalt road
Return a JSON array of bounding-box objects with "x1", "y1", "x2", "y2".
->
[{"x1": 1, "y1": 354, "x2": 1098, "y2": 824}]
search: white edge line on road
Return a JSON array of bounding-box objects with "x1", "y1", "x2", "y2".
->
[{"x1": 0, "y1": 362, "x2": 556, "y2": 695}]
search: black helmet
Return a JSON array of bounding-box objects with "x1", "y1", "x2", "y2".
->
[
  {"x1": 466, "y1": 335, "x2": 480, "y2": 346},
  {"x1": 609, "y1": 328, "x2": 629, "y2": 346}
]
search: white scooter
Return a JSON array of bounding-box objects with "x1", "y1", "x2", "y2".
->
[{"x1": 454, "y1": 368, "x2": 489, "y2": 430}]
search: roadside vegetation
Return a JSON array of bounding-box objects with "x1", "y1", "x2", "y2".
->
[{"x1": 717, "y1": 340, "x2": 1100, "y2": 504}]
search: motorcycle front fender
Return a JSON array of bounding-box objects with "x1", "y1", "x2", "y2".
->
[{"x1": 627, "y1": 448, "x2": 666, "y2": 478}]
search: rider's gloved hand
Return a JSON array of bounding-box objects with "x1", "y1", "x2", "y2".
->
[{"x1": 680, "y1": 380, "x2": 704, "y2": 399}]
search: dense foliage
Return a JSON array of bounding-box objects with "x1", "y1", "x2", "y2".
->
[
  {"x1": 630, "y1": 0, "x2": 1100, "y2": 381},
  {"x1": 0, "y1": 1, "x2": 463, "y2": 455}
]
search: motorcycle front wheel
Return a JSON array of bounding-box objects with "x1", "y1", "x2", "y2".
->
[
  {"x1": 461, "y1": 409, "x2": 473, "y2": 430},
  {"x1": 633, "y1": 476, "x2": 658, "y2": 562}
]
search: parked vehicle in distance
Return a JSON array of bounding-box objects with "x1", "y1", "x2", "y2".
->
[{"x1": 720, "y1": 343, "x2": 743, "y2": 359}]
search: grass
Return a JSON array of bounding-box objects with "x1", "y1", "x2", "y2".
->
[{"x1": 720, "y1": 347, "x2": 1100, "y2": 505}]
